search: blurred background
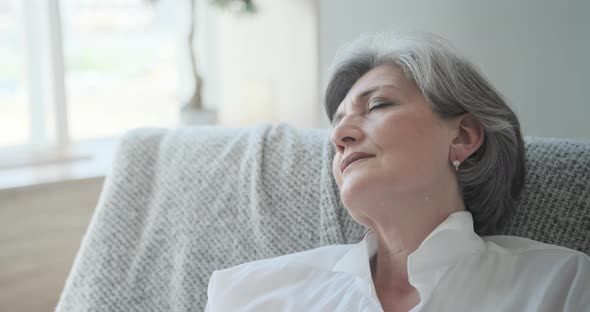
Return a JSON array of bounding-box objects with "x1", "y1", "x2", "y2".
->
[{"x1": 0, "y1": 0, "x2": 588, "y2": 310}]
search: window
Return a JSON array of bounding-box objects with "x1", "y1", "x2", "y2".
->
[
  {"x1": 0, "y1": 0, "x2": 183, "y2": 170},
  {"x1": 61, "y1": 0, "x2": 179, "y2": 141},
  {"x1": 0, "y1": 0, "x2": 319, "y2": 173},
  {"x1": 0, "y1": 0, "x2": 28, "y2": 148}
]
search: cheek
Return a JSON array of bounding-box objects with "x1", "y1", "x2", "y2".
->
[
  {"x1": 379, "y1": 113, "x2": 424, "y2": 148},
  {"x1": 378, "y1": 110, "x2": 449, "y2": 173},
  {"x1": 332, "y1": 156, "x2": 342, "y2": 186}
]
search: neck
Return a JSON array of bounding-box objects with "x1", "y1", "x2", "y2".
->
[
  {"x1": 362, "y1": 184, "x2": 465, "y2": 309},
  {"x1": 368, "y1": 188, "x2": 464, "y2": 264}
]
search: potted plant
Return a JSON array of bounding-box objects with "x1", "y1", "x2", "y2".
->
[{"x1": 180, "y1": 0, "x2": 256, "y2": 125}]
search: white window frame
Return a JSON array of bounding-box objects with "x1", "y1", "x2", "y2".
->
[
  {"x1": 24, "y1": 0, "x2": 69, "y2": 150},
  {"x1": 0, "y1": 0, "x2": 72, "y2": 169},
  {"x1": 1, "y1": 0, "x2": 219, "y2": 173}
]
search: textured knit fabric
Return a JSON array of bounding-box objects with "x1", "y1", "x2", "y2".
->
[
  {"x1": 504, "y1": 137, "x2": 590, "y2": 253},
  {"x1": 56, "y1": 125, "x2": 590, "y2": 312}
]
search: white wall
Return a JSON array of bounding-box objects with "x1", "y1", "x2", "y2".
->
[
  {"x1": 214, "y1": 0, "x2": 319, "y2": 127},
  {"x1": 318, "y1": 0, "x2": 590, "y2": 139}
]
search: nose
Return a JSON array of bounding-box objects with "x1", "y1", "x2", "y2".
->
[{"x1": 330, "y1": 117, "x2": 364, "y2": 154}]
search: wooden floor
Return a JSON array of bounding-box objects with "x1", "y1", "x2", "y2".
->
[{"x1": 0, "y1": 178, "x2": 103, "y2": 312}]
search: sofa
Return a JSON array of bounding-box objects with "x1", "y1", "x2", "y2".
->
[{"x1": 55, "y1": 124, "x2": 590, "y2": 311}]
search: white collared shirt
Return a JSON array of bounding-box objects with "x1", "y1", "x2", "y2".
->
[{"x1": 205, "y1": 212, "x2": 590, "y2": 311}]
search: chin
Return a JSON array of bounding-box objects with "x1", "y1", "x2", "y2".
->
[
  {"x1": 338, "y1": 176, "x2": 372, "y2": 211},
  {"x1": 337, "y1": 173, "x2": 392, "y2": 223},
  {"x1": 342, "y1": 205, "x2": 373, "y2": 227}
]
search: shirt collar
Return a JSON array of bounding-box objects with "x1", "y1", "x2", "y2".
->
[
  {"x1": 407, "y1": 211, "x2": 485, "y2": 303},
  {"x1": 332, "y1": 229, "x2": 378, "y2": 297},
  {"x1": 331, "y1": 211, "x2": 484, "y2": 302}
]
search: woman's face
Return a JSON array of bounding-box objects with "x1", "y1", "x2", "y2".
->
[{"x1": 330, "y1": 64, "x2": 456, "y2": 220}]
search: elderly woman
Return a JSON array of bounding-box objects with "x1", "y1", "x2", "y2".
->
[{"x1": 205, "y1": 32, "x2": 589, "y2": 311}]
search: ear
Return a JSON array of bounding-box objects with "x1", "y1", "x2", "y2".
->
[{"x1": 449, "y1": 114, "x2": 485, "y2": 164}]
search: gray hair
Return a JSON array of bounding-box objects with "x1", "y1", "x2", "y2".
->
[{"x1": 324, "y1": 32, "x2": 526, "y2": 235}]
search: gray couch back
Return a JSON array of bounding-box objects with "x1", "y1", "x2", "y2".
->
[
  {"x1": 502, "y1": 137, "x2": 589, "y2": 252},
  {"x1": 56, "y1": 126, "x2": 589, "y2": 312}
]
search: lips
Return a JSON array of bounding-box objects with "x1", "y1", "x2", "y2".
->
[{"x1": 340, "y1": 152, "x2": 376, "y2": 173}]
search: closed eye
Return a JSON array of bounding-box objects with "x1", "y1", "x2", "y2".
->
[{"x1": 368, "y1": 101, "x2": 392, "y2": 112}]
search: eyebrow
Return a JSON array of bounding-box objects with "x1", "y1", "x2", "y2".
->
[{"x1": 331, "y1": 84, "x2": 397, "y2": 126}]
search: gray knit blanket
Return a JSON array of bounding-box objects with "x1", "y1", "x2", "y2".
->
[{"x1": 56, "y1": 124, "x2": 589, "y2": 312}]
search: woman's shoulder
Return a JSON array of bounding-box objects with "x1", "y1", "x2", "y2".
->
[
  {"x1": 205, "y1": 243, "x2": 363, "y2": 311},
  {"x1": 483, "y1": 235, "x2": 589, "y2": 259},
  {"x1": 481, "y1": 235, "x2": 590, "y2": 278},
  {"x1": 434, "y1": 235, "x2": 590, "y2": 311},
  {"x1": 215, "y1": 243, "x2": 353, "y2": 275}
]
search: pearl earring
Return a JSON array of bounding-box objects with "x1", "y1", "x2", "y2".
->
[{"x1": 453, "y1": 160, "x2": 461, "y2": 171}]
